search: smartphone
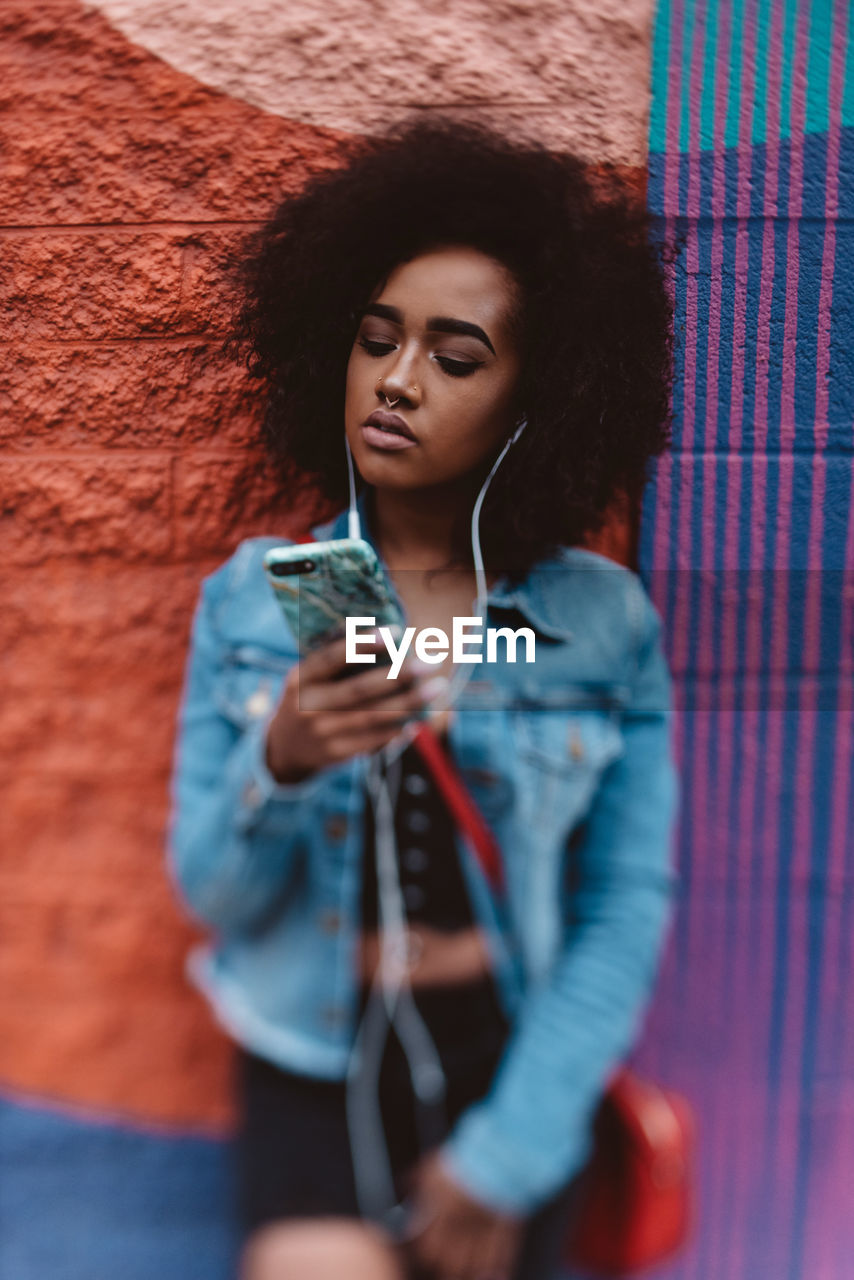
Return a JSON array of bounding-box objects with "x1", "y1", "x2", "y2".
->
[{"x1": 263, "y1": 538, "x2": 406, "y2": 663}]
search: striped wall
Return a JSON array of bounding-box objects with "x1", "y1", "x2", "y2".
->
[{"x1": 633, "y1": 2, "x2": 854, "y2": 1277}]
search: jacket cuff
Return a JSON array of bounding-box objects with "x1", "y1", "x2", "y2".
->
[
  {"x1": 437, "y1": 1106, "x2": 592, "y2": 1217},
  {"x1": 231, "y1": 715, "x2": 327, "y2": 828}
]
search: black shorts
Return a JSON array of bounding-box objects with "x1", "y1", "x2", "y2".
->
[{"x1": 234, "y1": 975, "x2": 581, "y2": 1279}]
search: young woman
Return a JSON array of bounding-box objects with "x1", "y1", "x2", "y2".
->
[{"x1": 168, "y1": 115, "x2": 680, "y2": 1280}]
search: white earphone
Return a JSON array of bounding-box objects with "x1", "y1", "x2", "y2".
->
[
  {"x1": 509, "y1": 412, "x2": 528, "y2": 444},
  {"x1": 343, "y1": 407, "x2": 529, "y2": 1229}
]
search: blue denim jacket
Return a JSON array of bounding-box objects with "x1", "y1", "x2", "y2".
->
[{"x1": 167, "y1": 489, "x2": 680, "y2": 1215}]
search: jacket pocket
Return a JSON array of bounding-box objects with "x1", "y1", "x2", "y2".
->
[
  {"x1": 512, "y1": 705, "x2": 625, "y2": 776},
  {"x1": 509, "y1": 704, "x2": 626, "y2": 835},
  {"x1": 212, "y1": 645, "x2": 292, "y2": 729}
]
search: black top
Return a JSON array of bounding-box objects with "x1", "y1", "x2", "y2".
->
[{"x1": 360, "y1": 732, "x2": 476, "y2": 933}]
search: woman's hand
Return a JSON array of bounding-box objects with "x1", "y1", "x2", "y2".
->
[
  {"x1": 401, "y1": 1149, "x2": 524, "y2": 1280},
  {"x1": 265, "y1": 633, "x2": 447, "y2": 783}
]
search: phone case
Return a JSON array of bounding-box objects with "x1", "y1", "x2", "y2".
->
[{"x1": 263, "y1": 538, "x2": 406, "y2": 656}]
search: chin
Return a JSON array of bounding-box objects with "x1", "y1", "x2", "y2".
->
[
  {"x1": 348, "y1": 443, "x2": 419, "y2": 483},
  {"x1": 357, "y1": 461, "x2": 423, "y2": 490}
]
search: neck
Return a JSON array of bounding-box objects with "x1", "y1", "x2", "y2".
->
[{"x1": 368, "y1": 478, "x2": 482, "y2": 573}]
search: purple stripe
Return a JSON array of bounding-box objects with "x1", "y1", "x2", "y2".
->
[
  {"x1": 730, "y1": 1, "x2": 784, "y2": 1272},
  {"x1": 806, "y1": 3, "x2": 851, "y2": 1268},
  {"x1": 674, "y1": 8, "x2": 709, "y2": 1276},
  {"x1": 763, "y1": 5, "x2": 813, "y2": 1270},
  {"x1": 671, "y1": 0, "x2": 706, "y2": 680},
  {"x1": 654, "y1": 0, "x2": 686, "y2": 594},
  {"x1": 742, "y1": 6, "x2": 785, "y2": 1244},
  {"x1": 663, "y1": 0, "x2": 686, "y2": 219},
  {"x1": 716, "y1": 2, "x2": 760, "y2": 1272},
  {"x1": 746, "y1": 0, "x2": 783, "y2": 1098},
  {"x1": 697, "y1": 10, "x2": 735, "y2": 1279}
]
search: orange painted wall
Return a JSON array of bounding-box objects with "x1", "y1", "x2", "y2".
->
[{"x1": 2, "y1": 0, "x2": 639, "y2": 1134}]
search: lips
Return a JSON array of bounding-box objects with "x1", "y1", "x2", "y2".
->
[{"x1": 362, "y1": 409, "x2": 417, "y2": 441}]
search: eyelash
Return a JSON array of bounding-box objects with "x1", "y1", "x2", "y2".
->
[{"x1": 357, "y1": 337, "x2": 482, "y2": 379}]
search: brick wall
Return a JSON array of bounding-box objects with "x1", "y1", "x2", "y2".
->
[{"x1": 0, "y1": 0, "x2": 348, "y2": 1128}]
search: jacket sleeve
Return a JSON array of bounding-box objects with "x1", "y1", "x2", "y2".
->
[
  {"x1": 438, "y1": 588, "x2": 681, "y2": 1215},
  {"x1": 166, "y1": 558, "x2": 332, "y2": 937}
]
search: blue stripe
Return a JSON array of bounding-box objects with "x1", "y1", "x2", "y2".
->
[{"x1": 0, "y1": 1094, "x2": 241, "y2": 1280}]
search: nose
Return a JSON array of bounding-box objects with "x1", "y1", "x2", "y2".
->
[{"x1": 377, "y1": 344, "x2": 422, "y2": 406}]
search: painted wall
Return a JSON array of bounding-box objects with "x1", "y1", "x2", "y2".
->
[
  {"x1": 1, "y1": 3, "x2": 651, "y2": 1277},
  {"x1": 634, "y1": 2, "x2": 854, "y2": 1278},
  {"x1": 3, "y1": 1, "x2": 852, "y2": 1277}
]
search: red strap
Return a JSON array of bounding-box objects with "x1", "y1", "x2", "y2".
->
[
  {"x1": 292, "y1": 533, "x2": 505, "y2": 893},
  {"x1": 411, "y1": 722, "x2": 505, "y2": 894}
]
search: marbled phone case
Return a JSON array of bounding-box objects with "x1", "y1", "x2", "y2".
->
[{"x1": 263, "y1": 538, "x2": 406, "y2": 657}]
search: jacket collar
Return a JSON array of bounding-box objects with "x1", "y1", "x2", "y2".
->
[{"x1": 310, "y1": 489, "x2": 574, "y2": 643}]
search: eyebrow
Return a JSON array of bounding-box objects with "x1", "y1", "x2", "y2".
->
[{"x1": 362, "y1": 302, "x2": 496, "y2": 356}]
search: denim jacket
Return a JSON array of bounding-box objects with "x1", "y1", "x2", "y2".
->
[{"x1": 167, "y1": 488, "x2": 680, "y2": 1216}]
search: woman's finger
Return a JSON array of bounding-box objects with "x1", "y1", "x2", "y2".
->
[
  {"x1": 406, "y1": 1221, "x2": 439, "y2": 1274},
  {"x1": 471, "y1": 1224, "x2": 512, "y2": 1280},
  {"x1": 298, "y1": 652, "x2": 427, "y2": 714},
  {"x1": 312, "y1": 677, "x2": 446, "y2": 738},
  {"x1": 324, "y1": 725, "x2": 419, "y2": 760},
  {"x1": 295, "y1": 635, "x2": 350, "y2": 683},
  {"x1": 452, "y1": 1226, "x2": 485, "y2": 1280},
  {"x1": 297, "y1": 633, "x2": 385, "y2": 687}
]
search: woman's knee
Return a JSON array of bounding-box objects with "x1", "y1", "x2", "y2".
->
[{"x1": 239, "y1": 1216, "x2": 406, "y2": 1280}]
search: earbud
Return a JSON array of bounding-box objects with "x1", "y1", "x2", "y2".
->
[{"x1": 509, "y1": 413, "x2": 528, "y2": 445}]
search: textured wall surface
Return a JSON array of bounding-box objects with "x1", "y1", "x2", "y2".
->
[
  {"x1": 635, "y1": 2, "x2": 854, "y2": 1279},
  {"x1": 89, "y1": 0, "x2": 656, "y2": 160},
  {"x1": 0, "y1": 0, "x2": 348, "y2": 1130},
  {"x1": 2, "y1": 2, "x2": 651, "y2": 1277}
]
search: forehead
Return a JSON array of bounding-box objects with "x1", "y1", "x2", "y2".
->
[{"x1": 372, "y1": 246, "x2": 519, "y2": 333}]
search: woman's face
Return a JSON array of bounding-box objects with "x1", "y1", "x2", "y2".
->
[{"x1": 344, "y1": 245, "x2": 523, "y2": 494}]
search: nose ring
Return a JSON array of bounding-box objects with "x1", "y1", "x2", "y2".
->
[{"x1": 376, "y1": 379, "x2": 417, "y2": 409}]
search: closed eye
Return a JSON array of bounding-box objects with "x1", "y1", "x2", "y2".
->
[{"x1": 357, "y1": 337, "x2": 482, "y2": 379}]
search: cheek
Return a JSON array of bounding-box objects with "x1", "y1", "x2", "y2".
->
[{"x1": 433, "y1": 388, "x2": 509, "y2": 453}]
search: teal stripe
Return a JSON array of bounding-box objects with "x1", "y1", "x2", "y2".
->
[
  {"x1": 649, "y1": 0, "x2": 673, "y2": 153},
  {"x1": 654, "y1": 0, "x2": 844, "y2": 155},
  {"x1": 724, "y1": 0, "x2": 748, "y2": 150},
  {"x1": 805, "y1": 0, "x2": 833, "y2": 134},
  {"x1": 752, "y1": 0, "x2": 773, "y2": 144},
  {"x1": 700, "y1": 0, "x2": 722, "y2": 149},
  {"x1": 777, "y1": 0, "x2": 799, "y2": 141},
  {"x1": 680, "y1": 0, "x2": 699, "y2": 153},
  {"x1": 844, "y1": 0, "x2": 854, "y2": 126}
]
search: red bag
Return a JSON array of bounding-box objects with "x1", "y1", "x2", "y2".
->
[
  {"x1": 411, "y1": 721, "x2": 695, "y2": 1275},
  {"x1": 562, "y1": 1067, "x2": 695, "y2": 1273}
]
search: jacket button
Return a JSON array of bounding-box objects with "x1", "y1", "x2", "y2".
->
[
  {"x1": 242, "y1": 780, "x2": 263, "y2": 808},
  {"x1": 246, "y1": 686, "x2": 272, "y2": 718},
  {"x1": 318, "y1": 909, "x2": 341, "y2": 934},
  {"x1": 402, "y1": 847, "x2": 429, "y2": 873},
  {"x1": 568, "y1": 729, "x2": 585, "y2": 762},
  {"x1": 324, "y1": 814, "x2": 348, "y2": 841}
]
